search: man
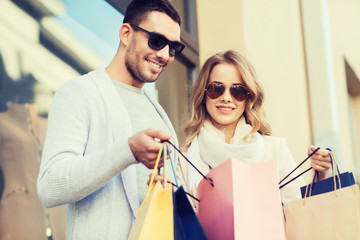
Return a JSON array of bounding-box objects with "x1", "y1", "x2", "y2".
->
[{"x1": 37, "y1": 0, "x2": 184, "y2": 239}]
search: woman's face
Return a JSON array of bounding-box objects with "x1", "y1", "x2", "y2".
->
[{"x1": 205, "y1": 63, "x2": 247, "y2": 132}]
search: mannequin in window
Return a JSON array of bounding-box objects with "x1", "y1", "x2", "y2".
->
[{"x1": 0, "y1": 76, "x2": 65, "y2": 240}]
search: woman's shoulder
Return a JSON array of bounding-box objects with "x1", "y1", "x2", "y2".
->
[
  {"x1": 262, "y1": 135, "x2": 289, "y2": 153},
  {"x1": 262, "y1": 135, "x2": 284, "y2": 144}
]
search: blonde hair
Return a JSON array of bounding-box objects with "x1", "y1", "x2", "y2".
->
[{"x1": 182, "y1": 50, "x2": 271, "y2": 149}]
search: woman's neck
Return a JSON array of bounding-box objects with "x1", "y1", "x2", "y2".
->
[
  {"x1": 224, "y1": 128, "x2": 235, "y2": 144},
  {"x1": 209, "y1": 118, "x2": 237, "y2": 144}
]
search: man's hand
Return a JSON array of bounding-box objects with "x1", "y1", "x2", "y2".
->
[
  {"x1": 147, "y1": 173, "x2": 164, "y2": 186},
  {"x1": 128, "y1": 128, "x2": 172, "y2": 169}
]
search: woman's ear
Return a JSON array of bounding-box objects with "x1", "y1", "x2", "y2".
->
[{"x1": 119, "y1": 23, "x2": 132, "y2": 47}]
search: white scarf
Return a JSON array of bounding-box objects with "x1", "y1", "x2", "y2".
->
[{"x1": 186, "y1": 117, "x2": 265, "y2": 192}]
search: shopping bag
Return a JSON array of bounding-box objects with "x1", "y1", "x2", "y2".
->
[
  {"x1": 173, "y1": 186, "x2": 208, "y2": 240},
  {"x1": 285, "y1": 152, "x2": 360, "y2": 240},
  {"x1": 286, "y1": 184, "x2": 360, "y2": 239},
  {"x1": 196, "y1": 158, "x2": 286, "y2": 240},
  {"x1": 128, "y1": 143, "x2": 173, "y2": 240},
  {"x1": 161, "y1": 141, "x2": 208, "y2": 240},
  {"x1": 301, "y1": 171, "x2": 355, "y2": 198},
  {"x1": 300, "y1": 149, "x2": 356, "y2": 198}
]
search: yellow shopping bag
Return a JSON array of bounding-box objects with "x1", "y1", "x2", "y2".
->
[{"x1": 128, "y1": 143, "x2": 173, "y2": 240}]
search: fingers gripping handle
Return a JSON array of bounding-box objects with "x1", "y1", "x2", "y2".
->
[{"x1": 137, "y1": 143, "x2": 167, "y2": 216}]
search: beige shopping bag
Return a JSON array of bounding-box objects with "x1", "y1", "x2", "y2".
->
[{"x1": 285, "y1": 153, "x2": 360, "y2": 240}]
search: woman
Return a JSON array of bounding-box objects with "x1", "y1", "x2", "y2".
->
[{"x1": 175, "y1": 50, "x2": 331, "y2": 210}]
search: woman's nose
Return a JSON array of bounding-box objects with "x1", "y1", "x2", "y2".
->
[{"x1": 220, "y1": 88, "x2": 232, "y2": 102}]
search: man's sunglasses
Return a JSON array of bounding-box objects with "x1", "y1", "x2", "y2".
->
[
  {"x1": 205, "y1": 82, "x2": 249, "y2": 101},
  {"x1": 130, "y1": 24, "x2": 185, "y2": 57}
]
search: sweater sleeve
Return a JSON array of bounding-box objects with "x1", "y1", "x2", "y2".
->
[
  {"x1": 278, "y1": 138, "x2": 305, "y2": 205},
  {"x1": 37, "y1": 84, "x2": 137, "y2": 208}
]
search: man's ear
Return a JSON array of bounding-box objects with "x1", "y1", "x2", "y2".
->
[{"x1": 119, "y1": 23, "x2": 132, "y2": 47}]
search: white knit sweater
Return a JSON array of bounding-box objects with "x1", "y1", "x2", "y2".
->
[{"x1": 37, "y1": 68, "x2": 179, "y2": 240}]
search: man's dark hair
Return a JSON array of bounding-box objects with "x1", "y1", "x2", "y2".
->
[{"x1": 123, "y1": 0, "x2": 181, "y2": 26}]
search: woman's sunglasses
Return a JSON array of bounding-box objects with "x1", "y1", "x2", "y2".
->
[
  {"x1": 130, "y1": 24, "x2": 185, "y2": 57},
  {"x1": 205, "y1": 82, "x2": 249, "y2": 101}
]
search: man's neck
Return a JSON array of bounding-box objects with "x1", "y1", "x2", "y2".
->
[{"x1": 105, "y1": 52, "x2": 145, "y2": 88}]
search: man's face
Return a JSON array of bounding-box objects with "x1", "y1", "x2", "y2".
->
[{"x1": 125, "y1": 11, "x2": 181, "y2": 87}]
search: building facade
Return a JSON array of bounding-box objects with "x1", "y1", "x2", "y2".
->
[
  {"x1": 196, "y1": 0, "x2": 360, "y2": 180},
  {"x1": 0, "y1": 0, "x2": 359, "y2": 238}
]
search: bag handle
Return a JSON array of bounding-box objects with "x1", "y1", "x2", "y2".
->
[
  {"x1": 165, "y1": 144, "x2": 200, "y2": 202},
  {"x1": 164, "y1": 142, "x2": 201, "y2": 202},
  {"x1": 155, "y1": 144, "x2": 200, "y2": 203},
  {"x1": 167, "y1": 181, "x2": 200, "y2": 202},
  {"x1": 165, "y1": 143, "x2": 179, "y2": 187},
  {"x1": 326, "y1": 148, "x2": 341, "y2": 176},
  {"x1": 307, "y1": 148, "x2": 340, "y2": 192},
  {"x1": 136, "y1": 143, "x2": 168, "y2": 216},
  {"x1": 164, "y1": 140, "x2": 214, "y2": 187},
  {"x1": 278, "y1": 147, "x2": 320, "y2": 189},
  {"x1": 302, "y1": 150, "x2": 341, "y2": 204}
]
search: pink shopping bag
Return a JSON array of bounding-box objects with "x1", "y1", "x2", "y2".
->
[{"x1": 196, "y1": 158, "x2": 285, "y2": 240}]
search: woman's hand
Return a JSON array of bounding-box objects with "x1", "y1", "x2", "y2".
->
[
  {"x1": 147, "y1": 173, "x2": 164, "y2": 186},
  {"x1": 308, "y1": 145, "x2": 332, "y2": 180}
]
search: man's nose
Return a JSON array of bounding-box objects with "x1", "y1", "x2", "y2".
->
[{"x1": 155, "y1": 44, "x2": 172, "y2": 61}]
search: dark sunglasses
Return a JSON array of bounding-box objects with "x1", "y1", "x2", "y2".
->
[
  {"x1": 205, "y1": 82, "x2": 249, "y2": 101},
  {"x1": 130, "y1": 24, "x2": 185, "y2": 57}
]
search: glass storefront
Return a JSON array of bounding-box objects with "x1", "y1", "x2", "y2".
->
[{"x1": 0, "y1": 0, "x2": 122, "y2": 239}]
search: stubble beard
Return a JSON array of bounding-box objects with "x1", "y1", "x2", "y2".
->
[
  {"x1": 125, "y1": 41, "x2": 162, "y2": 84},
  {"x1": 125, "y1": 58, "x2": 156, "y2": 84}
]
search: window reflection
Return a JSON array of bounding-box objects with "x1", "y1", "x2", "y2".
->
[
  {"x1": 0, "y1": 0, "x2": 119, "y2": 239},
  {"x1": 0, "y1": 67, "x2": 65, "y2": 239}
]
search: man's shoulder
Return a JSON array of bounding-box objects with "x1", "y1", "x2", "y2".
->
[{"x1": 57, "y1": 68, "x2": 105, "y2": 94}]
